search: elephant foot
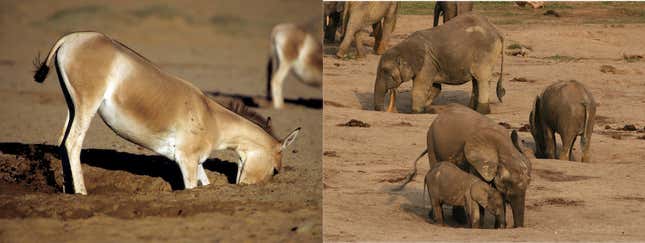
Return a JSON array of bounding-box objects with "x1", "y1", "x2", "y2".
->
[
  {"x1": 476, "y1": 103, "x2": 491, "y2": 114},
  {"x1": 375, "y1": 45, "x2": 388, "y2": 55},
  {"x1": 335, "y1": 50, "x2": 347, "y2": 59}
]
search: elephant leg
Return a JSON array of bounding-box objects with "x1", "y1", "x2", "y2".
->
[
  {"x1": 544, "y1": 126, "x2": 557, "y2": 159},
  {"x1": 411, "y1": 76, "x2": 431, "y2": 113},
  {"x1": 469, "y1": 80, "x2": 479, "y2": 109},
  {"x1": 470, "y1": 201, "x2": 481, "y2": 229},
  {"x1": 495, "y1": 201, "x2": 507, "y2": 229},
  {"x1": 424, "y1": 83, "x2": 442, "y2": 113},
  {"x1": 432, "y1": 199, "x2": 444, "y2": 225},
  {"x1": 336, "y1": 17, "x2": 359, "y2": 58},
  {"x1": 473, "y1": 72, "x2": 492, "y2": 114},
  {"x1": 581, "y1": 128, "x2": 593, "y2": 162},
  {"x1": 386, "y1": 89, "x2": 398, "y2": 113},
  {"x1": 354, "y1": 30, "x2": 367, "y2": 58},
  {"x1": 376, "y1": 14, "x2": 395, "y2": 55},
  {"x1": 372, "y1": 22, "x2": 383, "y2": 51},
  {"x1": 559, "y1": 132, "x2": 577, "y2": 161}
]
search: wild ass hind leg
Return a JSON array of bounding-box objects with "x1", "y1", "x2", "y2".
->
[
  {"x1": 56, "y1": 64, "x2": 104, "y2": 195},
  {"x1": 270, "y1": 61, "x2": 292, "y2": 109}
]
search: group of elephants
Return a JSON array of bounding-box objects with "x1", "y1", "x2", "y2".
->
[{"x1": 325, "y1": 2, "x2": 597, "y2": 229}]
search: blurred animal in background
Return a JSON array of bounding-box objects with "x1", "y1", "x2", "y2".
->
[
  {"x1": 530, "y1": 80, "x2": 596, "y2": 162},
  {"x1": 433, "y1": 1, "x2": 474, "y2": 27},
  {"x1": 267, "y1": 22, "x2": 322, "y2": 109},
  {"x1": 336, "y1": 1, "x2": 398, "y2": 58},
  {"x1": 324, "y1": 1, "x2": 344, "y2": 42},
  {"x1": 515, "y1": 1, "x2": 545, "y2": 9}
]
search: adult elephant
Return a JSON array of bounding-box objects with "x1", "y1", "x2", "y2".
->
[
  {"x1": 434, "y1": 1, "x2": 474, "y2": 26},
  {"x1": 373, "y1": 13, "x2": 505, "y2": 114},
  {"x1": 399, "y1": 104, "x2": 532, "y2": 228},
  {"x1": 324, "y1": 1, "x2": 344, "y2": 42},
  {"x1": 336, "y1": 1, "x2": 398, "y2": 58}
]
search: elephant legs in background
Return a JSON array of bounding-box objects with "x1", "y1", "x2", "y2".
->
[{"x1": 559, "y1": 131, "x2": 577, "y2": 161}]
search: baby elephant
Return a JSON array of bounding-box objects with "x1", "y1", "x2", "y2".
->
[
  {"x1": 424, "y1": 162, "x2": 505, "y2": 228},
  {"x1": 530, "y1": 80, "x2": 596, "y2": 162}
]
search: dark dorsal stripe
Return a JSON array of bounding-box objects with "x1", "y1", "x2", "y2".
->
[{"x1": 224, "y1": 100, "x2": 278, "y2": 141}]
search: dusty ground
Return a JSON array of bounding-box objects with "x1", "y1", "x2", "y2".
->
[
  {"x1": 324, "y1": 2, "x2": 645, "y2": 241},
  {"x1": 0, "y1": 0, "x2": 321, "y2": 242}
]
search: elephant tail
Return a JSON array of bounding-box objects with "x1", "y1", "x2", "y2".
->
[
  {"x1": 496, "y1": 36, "x2": 506, "y2": 103},
  {"x1": 580, "y1": 101, "x2": 590, "y2": 145},
  {"x1": 393, "y1": 149, "x2": 428, "y2": 191}
]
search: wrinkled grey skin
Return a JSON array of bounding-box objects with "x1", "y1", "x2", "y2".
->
[
  {"x1": 399, "y1": 104, "x2": 532, "y2": 228},
  {"x1": 433, "y1": 1, "x2": 474, "y2": 27},
  {"x1": 530, "y1": 80, "x2": 596, "y2": 162},
  {"x1": 373, "y1": 13, "x2": 505, "y2": 114},
  {"x1": 424, "y1": 162, "x2": 505, "y2": 228},
  {"x1": 324, "y1": 2, "x2": 344, "y2": 42},
  {"x1": 336, "y1": 2, "x2": 398, "y2": 58}
]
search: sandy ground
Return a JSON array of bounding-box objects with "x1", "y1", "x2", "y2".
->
[
  {"x1": 0, "y1": 0, "x2": 321, "y2": 242},
  {"x1": 323, "y1": 3, "x2": 645, "y2": 241}
]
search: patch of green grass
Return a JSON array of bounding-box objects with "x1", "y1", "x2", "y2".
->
[
  {"x1": 398, "y1": 2, "x2": 436, "y2": 15},
  {"x1": 47, "y1": 5, "x2": 109, "y2": 21},
  {"x1": 544, "y1": 54, "x2": 578, "y2": 62},
  {"x1": 623, "y1": 54, "x2": 643, "y2": 63},
  {"x1": 130, "y1": 5, "x2": 192, "y2": 22},
  {"x1": 476, "y1": 2, "x2": 512, "y2": 10},
  {"x1": 545, "y1": 2, "x2": 574, "y2": 9}
]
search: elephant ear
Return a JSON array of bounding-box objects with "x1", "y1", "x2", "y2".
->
[{"x1": 464, "y1": 131, "x2": 499, "y2": 182}]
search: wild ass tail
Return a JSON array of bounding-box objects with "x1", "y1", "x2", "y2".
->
[
  {"x1": 496, "y1": 36, "x2": 506, "y2": 103},
  {"x1": 393, "y1": 149, "x2": 428, "y2": 191},
  {"x1": 33, "y1": 34, "x2": 73, "y2": 83}
]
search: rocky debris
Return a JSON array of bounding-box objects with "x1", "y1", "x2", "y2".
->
[{"x1": 337, "y1": 119, "x2": 370, "y2": 128}]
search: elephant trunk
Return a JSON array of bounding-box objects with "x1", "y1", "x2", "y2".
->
[
  {"x1": 510, "y1": 194, "x2": 526, "y2": 227},
  {"x1": 374, "y1": 76, "x2": 387, "y2": 111}
]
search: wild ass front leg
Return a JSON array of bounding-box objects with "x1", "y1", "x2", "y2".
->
[
  {"x1": 270, "y1": 62, "x2": 292, "y2": 109},
  {"x1": 176, "y1": 155, "x2": 199, "y2": 189},
  {"x1": 197, "y1": 163, "x2": 210, "y2": 186}
]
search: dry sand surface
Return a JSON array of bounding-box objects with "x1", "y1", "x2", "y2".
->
[
  {"x1": 323, "y1": 2, "x2": 645, "y2": 241},
  {"x1": 0, "y1": 0, "x2": 321, "y2": 242}
]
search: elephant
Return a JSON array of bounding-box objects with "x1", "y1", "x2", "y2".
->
[
  {"x1": 433, "y1": 1, "x2": 474, "y2": 27},
  {"x1": 530, "y1": 80, "x2": 596, "y2": 162},
  {"x1": 424, "y1": 162, "x2": 505, "y2": 228},
  {"x1": 324, "y1": 1, "x2": 344, "y2": 42},
  {"x1": 398, "y1": 104, "x2": 532, "y2": 228},
  {"x1": 335, "y1": 1, "x2": 398, "y2": 58},
  {"x1": 372, "y1": 13, "x2": 505, "y2": 114}
]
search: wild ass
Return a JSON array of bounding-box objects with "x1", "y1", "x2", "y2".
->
[
  {"x1": 33, "y1": 31, "x2": 300, "y2": 195},
  {"x1": 267, "y1": 22, "x2": 322, "y2": 109}
]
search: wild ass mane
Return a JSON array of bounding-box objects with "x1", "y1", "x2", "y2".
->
[{"x1": 222, "y1": 99, "x2": 278, "y2": 140}]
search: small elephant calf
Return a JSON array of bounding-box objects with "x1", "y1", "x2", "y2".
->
[
  {"x1": 530, "y1": 80, "x2": 596, "y2": 162},
  {"x1": 424, "y1": 162, "x2": 504, "y2": 228}
]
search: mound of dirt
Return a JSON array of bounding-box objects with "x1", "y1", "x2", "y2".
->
[{"x1": 337, "y1": 119, "x2": 370, "y2": 128}]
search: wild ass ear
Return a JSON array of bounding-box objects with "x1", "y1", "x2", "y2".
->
[{"x1": 281, "y1": 127, "x2": 301, "y2": 151}]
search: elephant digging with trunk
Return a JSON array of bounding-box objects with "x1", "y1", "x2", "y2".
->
[
  {"x1": 530, "y1": 80, "x2": 596, "y2": 162},
  {"x1": 336, "y1": 2, "x2": 398, "y2": 58},
  {"x1": 399, "y1": 104, "x2": 532, "y2": 228},
  {"x1": 434, "y1": 1, "x2": 474, "y2": 27},
  {"x1": 373, "y1": 13, "x2": 505, "y2": 114}
]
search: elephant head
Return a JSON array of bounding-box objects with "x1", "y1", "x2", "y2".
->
[
  {"x1": 463, "y1": 129, "x2": 532, "y2": 227},
  {"x1": 373, "y1": 50, "x2": 415, "y2": 111},
  {"x1": 529, "y1": 95, "x2": 544, "y2": 158}
]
